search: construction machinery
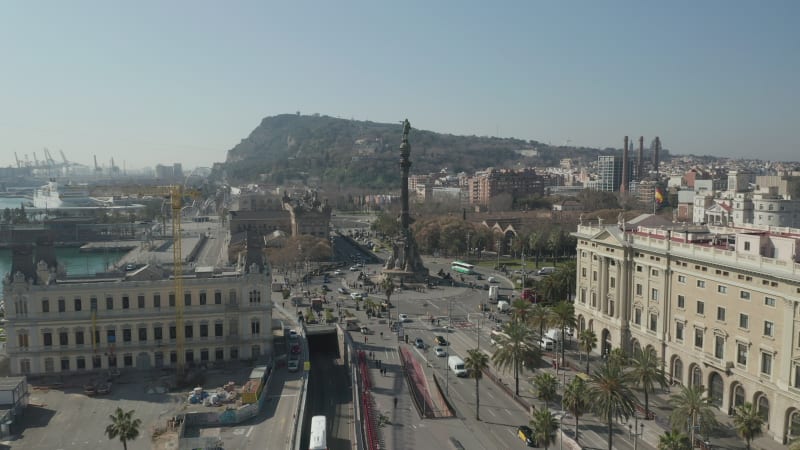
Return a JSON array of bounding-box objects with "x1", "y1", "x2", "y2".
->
[{"x1": 92, "y1": 184, "x2": 200, "y2": 382}]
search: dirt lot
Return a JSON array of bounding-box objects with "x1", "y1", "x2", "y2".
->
[{"x1": 2, "y1": 363, "x2": 257, "y2": 450}]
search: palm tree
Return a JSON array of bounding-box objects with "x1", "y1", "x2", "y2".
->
[
  {"x1": 464, "y1": 348, "x2": 490, "y2": 420},
  {"x1": 381, "y1": 277, "x2": 395, "y2": 318},
  {"x1": 529, "y1": 408, "x2": 560, "y2": 450},
  {"x1": 105, "y1": 407, "x2": 142, "y2": 450},
  {"x1": 529, "y1": 304, "x2": 551, "y2": 350},
  {"x1": 530, "y1": 372, "x2": 558, "y2": 409},
  {"x1": 607, "y1": 347, "x2": 629, "y2": 369},
  {"x1": 588, "y1": 362, "x2": 639, "y2": 450},
  {"x1": 549, "y1": 301, "x2": 576, "y2": 367},
  {"x1": 658, "y1": 430, "x2": 691, "y2": 450},
  {"x1": 733, "y1": 402, "x2": 764, "y2": 450},
  {"x1": 578, "y1": 329, "x2": 597, "y2": 374},
  {"x1": 628, "y1": 347, "x2": 668, "y2": 419},
  {"x1": 562, "y1": 376, "x2": 588, "y2": 443},
  {"x1": 668, "y1": 385, "x2": 719, "y2": 447},
  {"x1": 510, "y1": 298, "x2": 533, "y2": 324},
  {"x1": 491, "y1": 322, "x2": 539, "y2": 396}
]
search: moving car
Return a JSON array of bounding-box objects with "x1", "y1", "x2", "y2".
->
[
  {"x1": 338, "y1": 287, "x2": 350, "y2": 295},
  {"x1": 434, "y1": 346, "x2": 447, "y2": 357},
  {"x1": 487, "y1": 276, "x2": 498, "y2": 283},
  {"x1": 414, "y1": 338, "x2": 425, "y2": 349},
  {"x1": 334, "y1": 270, "x2": 344, "y2": 275},
  {"x1": 287, "y1": 358, "x2": 300, "y2": 372},
  {"x1": 350, "y1": 292, "x2": 363, "y2": 300},
  {"x1": 398, "y1": 314, "x2": 410, "y2": 323},
  {"x1": 434, "y1": 335, "x2": 448, "y2": 346},
  {"x1": 290, "y1": 343, "x2": 301, "y2": 354},
  {"x1": 288, "y1": 330, "x2": 299, "y2": 340},
  {"x1": 350, "y1": 266, "x2": 360, "y2": 271},
  {"x1": 517, "y1": 425, "x2": 535, "y2": 446}
]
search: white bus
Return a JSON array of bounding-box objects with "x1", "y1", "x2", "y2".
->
[
  {"x1": 451, "y1": 260, "x2": 475, "y2": 274},
  {"x1": 309, "y1": 415, "x2": 327, "y2": 450}
]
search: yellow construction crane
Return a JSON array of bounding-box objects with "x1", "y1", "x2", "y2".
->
[{"x1": 95, "y1": 184, "x2": 200, "y2": 381}]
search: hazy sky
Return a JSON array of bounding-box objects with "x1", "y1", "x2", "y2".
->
[{"x1": 1, "y1": 1, "x2": 798, "y2": 170}]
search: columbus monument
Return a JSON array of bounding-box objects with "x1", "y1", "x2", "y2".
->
[{"x1": 383, "y1": 119, "x2": 428, "y2": 280}]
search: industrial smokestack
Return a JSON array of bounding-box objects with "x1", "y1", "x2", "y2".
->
[
  {"x1": 637, "y1": 136, "x2": 644, "y2": 181},
  {"x1": 621, "y1": 136, "x2": 629, "y2": 192},
  {"x1": 653, "y1": 136, "x2": 661, "y2": 173}
]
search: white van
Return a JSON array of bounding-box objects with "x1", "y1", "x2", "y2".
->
[
  {"x1": 497, "y1": 300, "x2": 510, "y2": 313},
  {"x1": 537, "y1": 267, "x2": 556, "y2": 276},
  {"x1": 448, "y1": 356, "x2": 467, "y2": 377},
  {"x1": 544, "y1": 328, "x2": 562, "y2": 343},
  {"x1": 540, "y1": 337, "x2": 555, "y2": 351}
]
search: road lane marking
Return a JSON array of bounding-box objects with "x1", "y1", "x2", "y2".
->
[{"x1": 245, "y1": 426, "x2": 254, "y2": 438}]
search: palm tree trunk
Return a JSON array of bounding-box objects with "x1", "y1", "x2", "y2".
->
[
  {"x1": 644, "y1": 388, "x2": 649, "y2": 418},
  {"x1": 690, "y1": 414, "x2": 696, "y2": 449},
  {"x1": 607, "y1": 417, "x2": 613, "y2": 450},
  {"x1": 514, "y1": 359, "x2": 520, "y2": 396},
  {"x1": 574, "y1": 416, "x2": 579, "y2": 443},
  {"x1": 561, "y1": 327, "x2": 566, "y2": 369},
  {"x1": 123, "y1": 440, "x2": 128, "y2": 450},
  {"x1": 585, "y1": 351, "x2": 590, "y2": 374},
  {"x1": 475, "y1": 378, "x2": 480, "y2": 420}
]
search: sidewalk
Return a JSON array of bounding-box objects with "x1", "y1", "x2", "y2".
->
[{"x1": 553, "y1": 344, "x2": 788, "y2": 450}]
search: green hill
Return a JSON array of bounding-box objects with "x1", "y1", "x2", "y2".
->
[{"x1": 215, "y1": 114, "x2": 617, "y2": 188}]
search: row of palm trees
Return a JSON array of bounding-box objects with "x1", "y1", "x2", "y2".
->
[{"x1": 460, "y1": 298, "x2": 773, "y2": 450}]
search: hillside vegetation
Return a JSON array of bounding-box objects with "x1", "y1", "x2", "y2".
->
[{"x1": 215, "y1": 114, "x2": 617, "y2": 189}]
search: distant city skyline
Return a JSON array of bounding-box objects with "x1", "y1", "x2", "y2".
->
[{"x1": 1, "y1": 1, "x2": 798, "y2": 170}]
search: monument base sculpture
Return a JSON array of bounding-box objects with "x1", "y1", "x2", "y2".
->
[{"x1": 383, "y1": 230, "x2": 429, "y2": 282}]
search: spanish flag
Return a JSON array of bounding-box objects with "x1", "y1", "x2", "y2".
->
[{"x1": 655, "y1": 187, "x2": 665, "y2": 206}]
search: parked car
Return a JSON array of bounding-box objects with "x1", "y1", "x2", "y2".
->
[
  {"x1": 338, "y1": 287, "x2": 350, "y2": 295},
  {"x1": 290, "y1": 343, "x2": 301, "y2": 354},
  {"x1": 350, "y1": 292, "x2": 363, "y2": 300},
  {"x1": 434, "y1": 335, "x2": 448, "y2": 346},
  {"x1": 334, "y1": 270, "x2": 344, "y2": 276},
  {"x1": 360, "y1": 326, "x2": 371, "y2": 334},
  {"x1": 414, "y1": 338, "x2": 425, "y2": 349},
  {"x1": 350, "y1": 266, "x2": 360, "y2": 271},
  {"x1": 287, "y1": 358, "x2": 300, "y2": 372},
  {"x1": 434, "y1": 346, "x2": 448, "y2": 357},
  {"x1": 487, "y1": 276, "x2": 498, "y2": 283},
  {"x1": 398, "y1": 313, "x2": 410, "y2": 323},
  {"x1": 321, "y1": 285, "x2": 331, "y2": 292},
  {"x1": 288, "y1": 330, "x2": 299, "y2": 340},
  {"x1": 517, "y1": 425, "x2": 536, "y2": 447}
]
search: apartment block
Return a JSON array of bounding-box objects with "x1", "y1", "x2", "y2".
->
[{"x1": 573, "y1": 215, "x2": 800, "y2": 444}]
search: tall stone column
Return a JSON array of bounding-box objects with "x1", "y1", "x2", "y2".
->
[{"x1": 400, "y1": 122, "x2": 411, "y2": 231}]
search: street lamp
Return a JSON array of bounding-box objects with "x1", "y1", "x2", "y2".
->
[{"x1": 628, "y1": 414, "x2": 644, "y2": 450}]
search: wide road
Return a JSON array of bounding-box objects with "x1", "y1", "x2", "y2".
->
[{"x1": 302, "y1": 348, "x2": 353, "y2": 450}]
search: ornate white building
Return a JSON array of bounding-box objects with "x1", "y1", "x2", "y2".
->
[
  {"x1": 3, "y1": 244, "x2": 272, "y2": 376},
  {"x1": 573, "y1": 214, "x2": 800, "y2": 444}
]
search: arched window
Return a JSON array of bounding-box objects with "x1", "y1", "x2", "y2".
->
[
  {"x1": 709, "y1": 372, "x2": 723, "y2": 407},
  {"x1": 733, "y1": 384, "x2": 745, "y2": 408},
  {"x1": 790, "y1": 410, "x2": 800, "y2": 439},
  {"x1": 691, "y1": 365, "x2": 702, "y2": 388},
  {"x1": 672, "y1": 358, "x2": 683, "y2": 384},
  {"x1": 756, "y1": 395, "x2": 769, "y2": 422}
]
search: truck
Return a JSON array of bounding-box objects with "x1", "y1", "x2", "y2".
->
[
  {"x1": 448, "y1": 355, "x2": 467, "y2": 377},
  {"x1": 497, "y1": 300, "x2": 510, "y2": 313},
  {"x1": 488, "y1": 285, "x2": 499, "y2": 304}
]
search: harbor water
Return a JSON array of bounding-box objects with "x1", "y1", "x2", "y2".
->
[{"x1": 0, "y1": 247, "x2": 125, "y2": 301}]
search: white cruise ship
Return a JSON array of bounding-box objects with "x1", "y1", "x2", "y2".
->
[{"x1": 33, "y1": 179, "x2": 100, "y2": 209}]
